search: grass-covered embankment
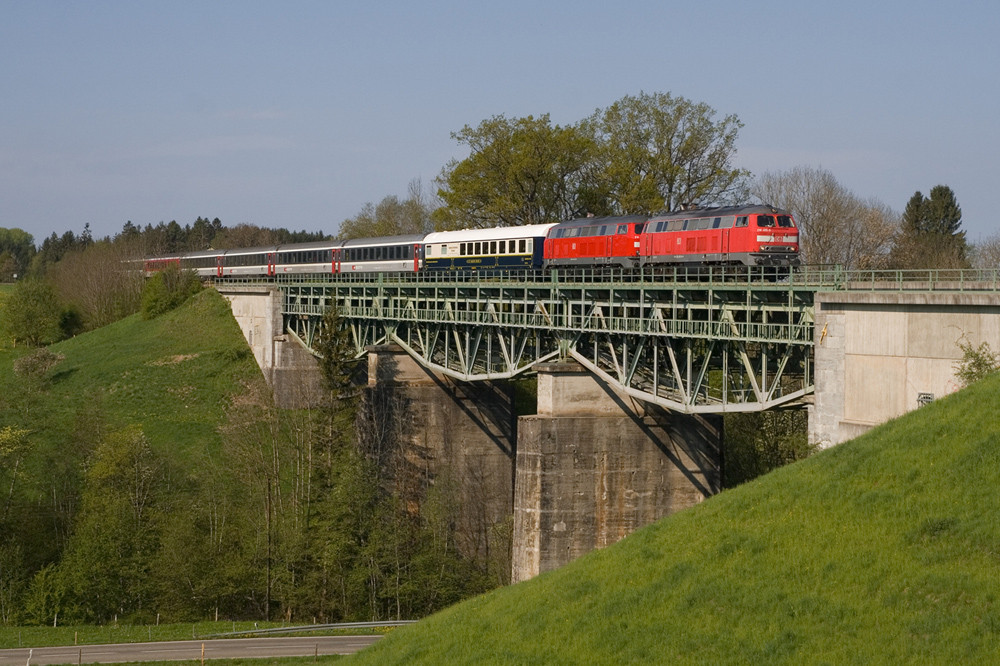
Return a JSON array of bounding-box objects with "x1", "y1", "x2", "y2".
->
[
  {"x1": 350, "y1": 372, "x2": 1000, "y2": 664},
  {"x1": 0, "y1": 288, "x2": 259, "y2": 458}
]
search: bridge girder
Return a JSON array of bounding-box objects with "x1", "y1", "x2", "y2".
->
[{"x1": 273, "y1": 272, "x2": 815, "y2": 414}]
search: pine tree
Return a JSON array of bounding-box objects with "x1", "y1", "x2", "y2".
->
[{"x1": 890, "y1": 185, "x2": 969, "y2": 269}]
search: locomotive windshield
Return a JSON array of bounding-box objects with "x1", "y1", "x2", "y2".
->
[{"x1": 777, "y1": 215, "x2": 794, "y2": 227}]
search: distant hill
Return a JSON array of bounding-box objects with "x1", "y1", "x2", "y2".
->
[{"x1": 349, "y1": 372, "x2": 1000, "y2": 664}]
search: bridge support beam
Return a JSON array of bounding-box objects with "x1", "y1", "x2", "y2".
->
[
  {"x1": 512, "y1": 362, "x2": 721, "y2": 583},
  {"x1": 365, "y1": 345, "x2": 516, "y2": 570}
]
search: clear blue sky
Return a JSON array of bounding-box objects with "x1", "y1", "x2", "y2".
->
[{"x1": 2, "y1": 0, "x2": 997, "y2": 245}]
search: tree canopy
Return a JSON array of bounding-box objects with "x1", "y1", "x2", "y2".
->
[
  {"x1": 434, "y1": 91, "x2": 749, "y2": 229},
  {"x1": 0, "y1": 228, "x2": 35, "y2": 281},
  {"x1": 337, "y1": 180, "x2": 434, "y2": 239}
]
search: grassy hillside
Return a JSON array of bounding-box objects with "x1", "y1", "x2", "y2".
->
[
  {"x1": 0, "y1": 289, "x2": 260, "y2": 460},
  {"x1": 350, "y1": 373, "x2": 1000, "y2": 664}
]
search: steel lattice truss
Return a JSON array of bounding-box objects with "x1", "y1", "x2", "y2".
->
[{"x1": 258, "y1": 270, "x2": 818, "y2": 414}]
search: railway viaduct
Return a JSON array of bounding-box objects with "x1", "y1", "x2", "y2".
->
[{"x1": 216, "y1": 268, "x2": 1000, "y2": 582}]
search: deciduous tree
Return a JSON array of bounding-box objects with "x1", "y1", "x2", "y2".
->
[
  {"x1": 434, "y1": 114, "x2": 597, "y2": 229},
  {"x1": 338, "y1": 180, "x2": 434, "y2": 239},
  {"x1": 0, "y1": 280, "x2": 65, "y2": 346},
  {"x1": 586, "y1": 91, "x2": 749, "y2": 214},
  {"x1": 753, "y1": 166, "x2": 897, "y2": 268}
]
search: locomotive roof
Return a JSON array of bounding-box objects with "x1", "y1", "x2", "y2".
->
[
  {"x1": 650, "y1": 204, "x2": 790, "y2": 220},
  {"x1": 553, "y1": 214, "x2": 648, "y2": 229}
]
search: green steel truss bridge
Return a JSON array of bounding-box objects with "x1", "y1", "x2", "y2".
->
[{"x1": 218, "y1": 267, "x2": 1000, "y2": 415}]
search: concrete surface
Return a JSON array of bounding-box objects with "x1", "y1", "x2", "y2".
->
[{"x1": 811, "y1": 291, "x2": 1000, "y2": 447}]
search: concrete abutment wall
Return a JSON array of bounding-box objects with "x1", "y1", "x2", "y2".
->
[{"x1": 811, "y1": 290, "x2": 1000, "y2": 447}]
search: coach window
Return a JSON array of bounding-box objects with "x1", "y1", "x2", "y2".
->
[
  {"x1": 736, "y1": 216, "x2": 748, "y2": 228},
  {"x1": 518, "y1": 239, "x2": 526, "y2": 253}
]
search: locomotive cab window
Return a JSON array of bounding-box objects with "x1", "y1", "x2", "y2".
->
[
  {"x1": 777, "y1": 215, "x2": 794, "y2": 227},
  {"x1": 736, "y1": 216, "x2": 748, "y2": 228},
  {"x1": 757, "y1": 215, "x2": 776, "y2": 227},
  {"x1": 617, "y1": 224, "x2": 628, "y2": 234},
  {"x1": 634, "y1": 223, "x2": 646, "y2": 234}
]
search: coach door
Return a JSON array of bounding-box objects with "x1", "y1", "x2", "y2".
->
[
  {"x1": 267, "y1": 252, "x2": 276, "y2": 276},
  {"x1": 216, "y1": 255, "x2": 224, "y2": 278},
  {"x1": 413, "y1": 243, "x2": 422, "y2": 272},
  {"x1": 332, "y1": 248, "x2": 341, "y2": 274}
]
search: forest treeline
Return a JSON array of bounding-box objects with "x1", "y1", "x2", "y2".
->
[{"x1": 0, "y1": 287, "x2": 498, "y2": 625}]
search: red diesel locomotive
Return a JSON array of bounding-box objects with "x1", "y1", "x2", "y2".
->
[{"x1": 544, "y1": 205, "x2": 799, "y2": 268}]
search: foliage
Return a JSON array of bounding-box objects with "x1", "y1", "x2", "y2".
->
[
  {"x1": 0, "y1": 228, "x2": 35, "y2": 282},
  {"x1": 753, "y1": 166, "x2": 898, "y2": 268},
  {"x1": 353, "y1": 372, "x2": 1000, "y2": 665},
  {"x1": 434, "y1": 114, "x2": 596, "y2": 229},
  {"x1": 586, "y1": 91, "x2": 749, "y2": 214},
  {"x1": 434, "y1": 91, "x2": 748, "y2": 229},
  {"x1": 954, "y1": 337, "x2": 1000, "y2": 387},
  {"x1": 45, "y1": 426, "x2": 162, "y2": 624},
  {"x1": 890, "y1": 185, "x2": 969, "y2": 269},
  {"x1": 969, "y1": 234, "x2": 1000, "y2": 269},
  {"x1": 0, "y1": 289, "x2": 494, "y2": 625},
  {"x1": 0, "y1": 280, "x2": 67, "y2": 347},
  {"x1": 48, "y1": 241, "x2": 144, "y2": 329},
  {"x1": 338, "y1": 180, "x2": 434, "y2": 240},
  {"x1": 140, "y1": 266, "x2": 202, "y2": 319},
  {"x1": 722, "y1": 409, "x2": 814, "y2": 488}
]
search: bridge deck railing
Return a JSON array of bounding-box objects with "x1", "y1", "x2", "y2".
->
[{"x1": 220, "y1": 266, "x2": 1000, "y2": 292}]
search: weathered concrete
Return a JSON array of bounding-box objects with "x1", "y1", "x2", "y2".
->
[
  {"x1": 512, "y1": 362, "x2": 721, "y2": 583},
  {"x1": 218, "y1": 286, "x2": 325, "y2": 408},
  {"x1": 364, "y1": 345, "x2": 516, "y2": 570},
  {"x1": 811, "y1": 291, "x2": 1000, "y2": 447}
]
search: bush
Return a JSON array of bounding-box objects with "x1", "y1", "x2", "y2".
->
[
  {"x1": 0, "y1": 280, "x2": 65, "y2": 347},
  {"x1": 140, "y1": 266, "x2": 202, "y2": 319},
  {"x1": 954, "y1": 338, "x2": 1000, "y2": 386}
]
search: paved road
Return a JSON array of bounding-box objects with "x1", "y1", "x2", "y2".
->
[{"x1": 0, "y1": 636, "x2": 382, "y2": 665}]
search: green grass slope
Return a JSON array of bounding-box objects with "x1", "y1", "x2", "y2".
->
[
  {"x1": 0, "y1": 289, "x2": 261, "y2": 462},
  {"x1": 350, "y1": 374, "x2": 1000, "y2": 665}
]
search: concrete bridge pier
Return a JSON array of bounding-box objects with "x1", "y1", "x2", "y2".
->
[
  {"x1": 512, "y1": 362, "x2": 721, "y2": 583},
  {"x1": 364, "y1": 345, "x2": 517, "y2": 570}
]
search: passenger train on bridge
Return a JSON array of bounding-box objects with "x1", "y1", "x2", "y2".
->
[{"x1": 143, "y1": 205, "x2": 799, "y2": 278}]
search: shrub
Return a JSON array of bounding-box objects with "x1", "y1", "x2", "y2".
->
[{"x1": 140, "y1": 266, "x2": 202, "y2": 319}]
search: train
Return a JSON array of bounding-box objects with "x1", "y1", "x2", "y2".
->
[{"x1": 143, "y1": 204, "x2": 799, "y2": 278}]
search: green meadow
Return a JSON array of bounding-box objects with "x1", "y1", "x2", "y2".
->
[{"x1": 349, "y1": 372, "x2": 1000, "y2": 665}]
